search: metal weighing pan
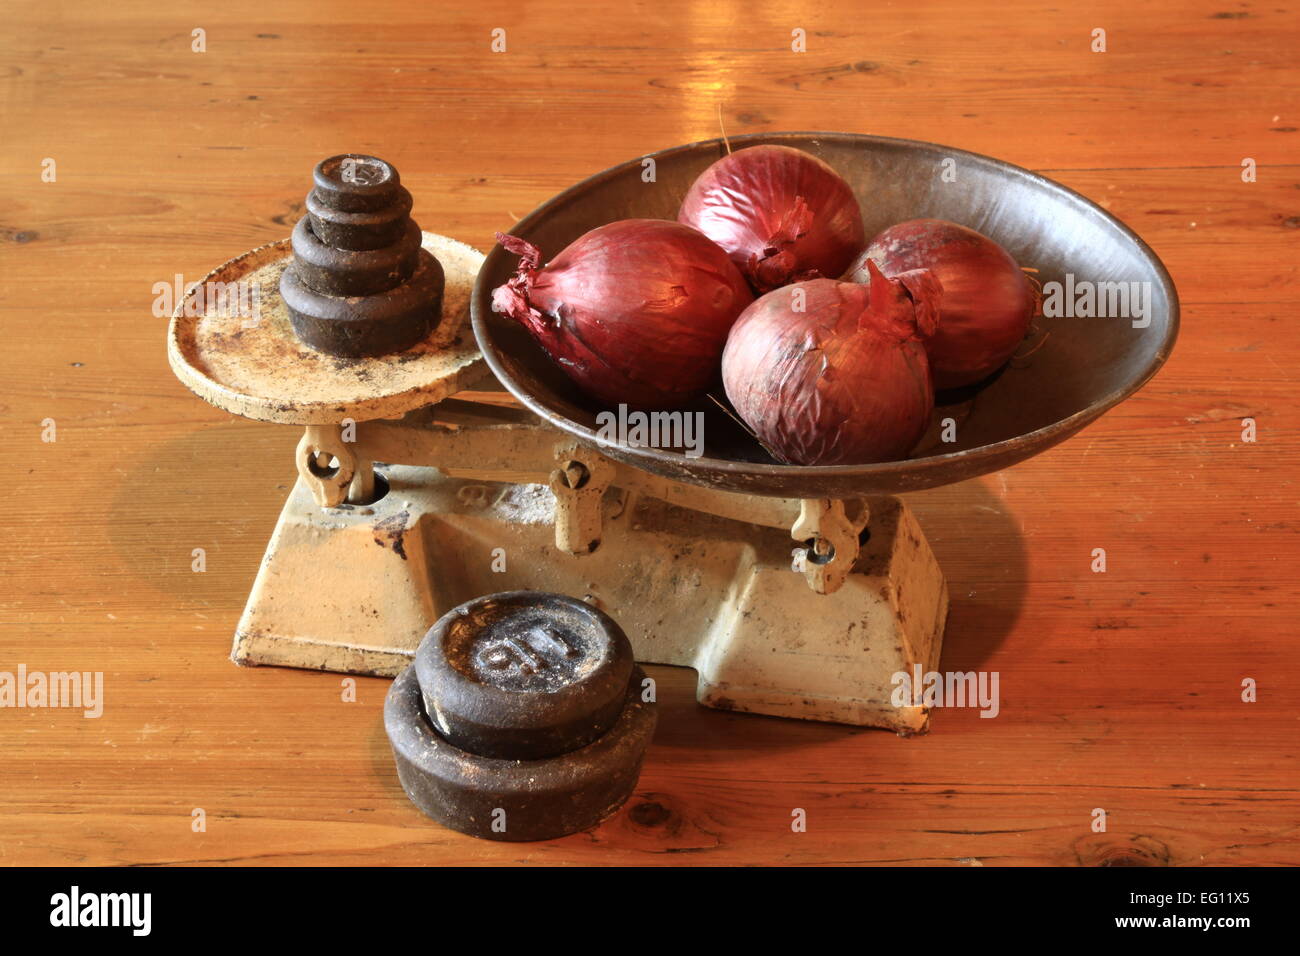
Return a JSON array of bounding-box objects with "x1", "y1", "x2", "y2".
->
[{"x1": 470, "y1": 132, "x2": 1179, "y2": 498}]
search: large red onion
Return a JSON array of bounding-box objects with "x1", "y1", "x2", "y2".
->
[
  {"x1": 678, "y1": 145, "x2": 866, "y2": 294},
  {"x1": 721, "y1": 263, "x2": 941, "y2": 466},
  {"x1": 492, "y1": 219, "x2": 754, "y2": 408},
  {"x1": 846, "y1": 219, "x2": 1034, "y2": 390}
]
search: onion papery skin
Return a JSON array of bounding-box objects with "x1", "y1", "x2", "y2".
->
[
  {"x1": 678, "y1": 145, "x2": 866, "y2": 294},
  {"x1": 491, "y1": 219, "x2": 754, "y2": 408},
  {"x1": 847, "y1": 218, "x2": 1034, "y2": 390},
  {"x1": 721, "y1": 268, "x2": 939, "y2": 466}
]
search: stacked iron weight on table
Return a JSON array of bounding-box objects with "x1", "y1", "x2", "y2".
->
[{"x1": 385, "y1": 592, "x2": 658, "y2": 841}]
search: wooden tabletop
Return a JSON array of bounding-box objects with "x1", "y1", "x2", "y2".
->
[{"x1": 2, "y1": 0, "x2": 1297, "y2": 866}]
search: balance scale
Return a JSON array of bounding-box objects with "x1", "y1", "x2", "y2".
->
[{"x1": 168, "y1": 232, "x2": 948, "y2": 734}]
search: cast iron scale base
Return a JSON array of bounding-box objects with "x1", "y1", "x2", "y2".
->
[{"x1": 168, "y1": 231, "x2": 949, "y2": 734}]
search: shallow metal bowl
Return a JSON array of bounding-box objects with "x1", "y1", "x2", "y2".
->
[{"x1": 470, "y1": 132, "x2": 1178, "y2": 498}]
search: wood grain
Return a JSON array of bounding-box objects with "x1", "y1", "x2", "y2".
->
[{"x1": 1, "y1": 0, "x2": 1297, "y2": 866}]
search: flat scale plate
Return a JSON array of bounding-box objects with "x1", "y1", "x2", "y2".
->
[{"x1": 168, "y1": 232, "x2": 487, "y2": 424}]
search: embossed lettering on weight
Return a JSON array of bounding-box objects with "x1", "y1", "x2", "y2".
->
[
  {"x1": 473, "y1": 626, "x2": 580, "y2": 680},
  {"x1": 339, "y1": 156, "x2": 388, "y2": 186}
]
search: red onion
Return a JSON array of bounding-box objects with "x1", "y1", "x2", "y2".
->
[
  {"x1": 847, "y1": 219, "x2": 1034, "y2": 390},
  {"x1": 492, "y1": 219, "x2": 753, "y2": 408},
  {"x1": 721, "y1": 264, "x2": 941, "y2": 466},
  {"x1": 678, "y1": 145, "x2": 866, "y2": 294}
]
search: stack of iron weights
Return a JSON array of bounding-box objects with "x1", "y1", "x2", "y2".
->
[
  {"x1": 280, "y1": 154, "x2": 445, "y2": 358},
  {"x1": 385, "y1": 591, "x2": 657, "y2": 841}
]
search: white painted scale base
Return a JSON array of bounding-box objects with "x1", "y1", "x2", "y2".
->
[{"x1": 234, "y1": 459, "x2": 947, "y2": 732}]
